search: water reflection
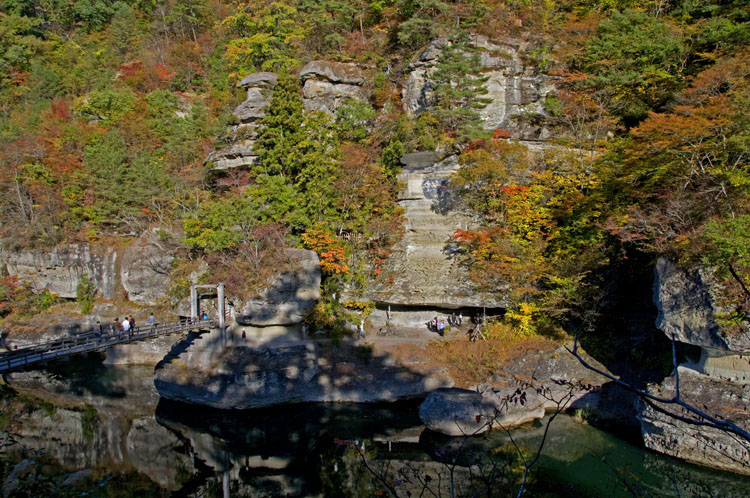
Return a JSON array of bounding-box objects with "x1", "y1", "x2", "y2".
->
[{"x1": 3, "y1": 362, "x2": 750, "y2": 497}]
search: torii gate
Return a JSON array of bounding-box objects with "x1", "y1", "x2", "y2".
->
[{"x1": 190, "y1": 283, "x2": 226, "y2": 344}]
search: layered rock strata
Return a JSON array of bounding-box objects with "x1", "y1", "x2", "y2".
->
[
  {"x1": 362, "y1": 152, "x2": 508, "y2": 316},
  {"x1": 638, "y1": 366, "x2": 750, "y2": 475},
  {"x1": 403, "y1": 36, "x2": 556, "y2": 140}
]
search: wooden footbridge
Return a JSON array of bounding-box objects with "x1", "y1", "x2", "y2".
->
[
  {"x1": 0, "y1": 318, "x2": 215, "y2": 374},
  {"x1": 0, "y1": 283, "x2": 228, "y2": 375}
]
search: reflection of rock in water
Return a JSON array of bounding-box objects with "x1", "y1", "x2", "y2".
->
[
  {"x1": 154, "y1": 398, "x2": 424, "y2": 496},
  {"x1": 125, "y1": 417, "x2": 193, "y2": 490},
  {"x1": 5, "y1": 408, "x2": 193, "y2": 491},
  {"x1": 2, "y1": 364, "x2": 194, "y2": 491}
]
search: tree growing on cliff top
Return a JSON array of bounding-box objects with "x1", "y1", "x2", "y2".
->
[{"x1": 432, "y1": 32, "x2": 491, "y2": 145}]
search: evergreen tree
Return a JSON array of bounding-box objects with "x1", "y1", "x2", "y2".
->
[
  {"x1": 295, "y1": 111, "x2": 341, "y2": 227},
  {"x1": 253, "y1": 71, "x2": 305, "y2": 179},
  {"x1": 432, "y1": 32, "x2": 490, "y2": 144}
]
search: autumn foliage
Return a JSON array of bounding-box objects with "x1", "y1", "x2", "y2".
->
[{"x1": 302, "y1": 225, "x2": 350, "y2": 275}]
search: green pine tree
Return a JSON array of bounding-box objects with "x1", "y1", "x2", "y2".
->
[
  {"x1": 253, "y1": 71, "x2": 305, "y2": 179},
  {"x1": 432, "y1": 32, "x2": 491, "y2": 144},
  {"x1": 295, "y1": 111, "x2": 341, "y2": 227}
]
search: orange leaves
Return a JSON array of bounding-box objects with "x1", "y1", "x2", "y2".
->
[{"x1": 301, "y1": 225, "x2": 350, "y2": 275}]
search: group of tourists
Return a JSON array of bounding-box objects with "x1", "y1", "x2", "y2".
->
[
  {"x1": 427, "y1": 313, "x2": 463, "y2": 335},
  {"x1": 94, "y1": 313, "x2": 157, "y2": 337}
]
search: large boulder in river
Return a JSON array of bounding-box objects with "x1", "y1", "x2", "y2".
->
[
  {"x1": 236, "y1": 249, "x2": 321, "y2": 326},
  {"x1": 653, "y1": 257, "x2": 750, "y2": 354},
  {"x1": 419, "y1": 346, "x2": 609, "y2": 436}
]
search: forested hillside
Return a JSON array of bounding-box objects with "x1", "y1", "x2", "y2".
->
[{"x1": 1, "y1": 0, "x2": 748, "y2": 336}]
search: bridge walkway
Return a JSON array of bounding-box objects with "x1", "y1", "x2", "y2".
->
[{"x1": 0, "y1": 319, "x2": 214, "y2": 374}]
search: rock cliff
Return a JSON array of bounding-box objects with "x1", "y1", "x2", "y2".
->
[
  {"x1": 361, "y1": 151, "x2": 508, "y2": 316},
  {"x1": 1, "y1": 230, "x2": 174, "y2": 306},
  {"x1": 207, "y1": 62, "x2": 370, "y2": 171},
  {"x1": 642, "y1": 257, "x2": 750, "y2": 474},
  {"x1": 1, "y1": 244, "x2": 117, "y2": 300},
  {"x1": 403, "y1": 36, "x2": 556, "y2": 140},
  {"x1": 654, "y1": 257, "x2": 750, "y2": 354},
  {"x1": 638, "y1": 366, "x2": 750, "y2": 475}
]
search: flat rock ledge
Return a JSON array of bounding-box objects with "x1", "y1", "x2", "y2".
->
[
  {"x1": 638, "y1": 366, "x2": 750, "y2": 475},
  {"x1": 419, "y1": 346, "x2": 608, "y2": 436},
  {"x1": 154, "y1": 342, "x2": 453, "y2": 409}
]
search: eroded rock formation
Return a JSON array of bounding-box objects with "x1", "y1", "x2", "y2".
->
[
  {"x1": 361, "y1": 151, "x2": 508, "y2": 318},
  {"x1": 205, "y1": 72, "x2": 277, "y2": 170},
  {"x1": 403, "y1": 36, "x2": 556, "y2": 140},
  {"x1": 207, "y1": 62, "x2": 370, "y2": 171},
  {"x1": 154, "y1": 340, "x2": 453, "y2": 409},
  {"x1": 237, "y1": 249, "x2": 321, "y2": 326},
  {"x1": 300, "y1": 60, "x2": 369, "y2": 114},
  {"x1": 419, "y1": 346, "x2": 608, "y2": 436}
]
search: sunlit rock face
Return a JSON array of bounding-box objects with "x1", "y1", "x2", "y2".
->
[
  {"x1": 1, "y1": 230, "x2": 173, "y2": 306},
  {"x1": 120, "y1": 228, "x2": 174, "y2": 305},
  {"x1": 205, "y1": 72, "x2": 277, "y2": 170},
  {"x1": 362, "y1": 152, "x2": 508, "y2": 311},
  {"x1": 1, "y1": 244, "x2": 117, "y2": 299},
  {"x1": 402, "y1": 35, "x2": 556, "y2": 140},
  {"x1": 299, "y1": 60, "x2": 369, "y2": 115}
]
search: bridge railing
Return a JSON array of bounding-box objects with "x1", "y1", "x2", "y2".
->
[{"x1": 0, "y1": 318, "x2": 215, "y2": 374}]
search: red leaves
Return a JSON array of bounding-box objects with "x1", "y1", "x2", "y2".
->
[{"x1": 493, "y1": 128, "x2": 513, "y2": 139}]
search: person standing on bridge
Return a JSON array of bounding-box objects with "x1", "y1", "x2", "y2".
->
[
  {"x1": 121, "y1": 317, "x2": 131, "y2": 334},
  {"x1": 112, "y1": 318, "x2": 119, "y2": 335},
  {"x1": 147, "y1": 313, "x2": 156, "y2": 330},
  {"x1": 128, "y1": 315, "x2": 135, "y2": 332}
]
